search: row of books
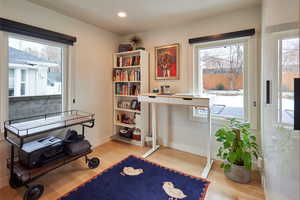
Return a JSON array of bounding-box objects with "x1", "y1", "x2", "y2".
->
[
  {"x1": 113, "y1": 69, "x2": 141, "y2": 82},
  {"x1": 115, "y1": 83, "x2": 140, "y2": 96},
  {"x1": 116, "y1": 56, "x2": 141, "y2": 67}
]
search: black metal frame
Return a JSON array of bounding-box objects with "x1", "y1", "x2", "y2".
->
[
  {"x1": 4, "y1": 110, "x2": 96, "y2": 193},
  {"x1": 8, "y1": 148, "x2": 92, "y2": 186},
  {"x1": 295, "y1": 78, "x2": 300, "y2": 130},
  {"x1": 188, "y1": 28, "x2": 255, "y2": 44}
]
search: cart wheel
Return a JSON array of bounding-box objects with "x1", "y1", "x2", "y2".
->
[
  {"x1": 9, "y1": 173, "x2": 23, "y2": 188},
  {"x1": 23, "y1": 184, "x2": 44, "y2": 200},
  {"x1": 88, "y1": 157, "x2": 100, "y2": 169}
]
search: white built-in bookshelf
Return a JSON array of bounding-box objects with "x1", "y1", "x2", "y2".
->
[{"x1": 112, "y1": 50, "x2": 149, "y2": 146}]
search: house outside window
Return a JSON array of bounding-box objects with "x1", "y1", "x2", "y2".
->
[{"x1": 7, "y1": 35, "x2": 67, "y2": 120}]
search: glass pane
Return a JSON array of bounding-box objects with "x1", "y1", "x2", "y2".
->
[
  {"x1": 8, "y1": 37, "x2": 63, "y2": 119},
  {"x1": 9, "y1": 69, "x2": 15, "y2": 96},
  {"x1": 9, "y1": 69, "x2": 15, "y2": 90},
  {"x1": 198, "y1": 43, "x2": 244, "y2": 118},
  {"x1": 280, "y1": 38, "x2": 299, "y2": 124},
  {"x1": 20, "y1": 83, "x2": 26, "y2": 96},
  {"x1": 21, "y1": 69, "x2": 26, "y2": 82}
]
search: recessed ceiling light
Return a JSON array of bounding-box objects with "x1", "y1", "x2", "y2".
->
[{"x1": 118, "y1": 12, "x2": 127, "y2": 18}]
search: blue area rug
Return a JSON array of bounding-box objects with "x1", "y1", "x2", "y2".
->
[{"x1": 59, "y1": 155, "x2": 210, "y2": 200}]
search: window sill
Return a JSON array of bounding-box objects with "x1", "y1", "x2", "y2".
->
[
  {"x1": 188, "y1": 108, "x2": 257, "y2": 130},
  {"x1": 274, "y1": 123, "x2": 296, "y2": 132}
]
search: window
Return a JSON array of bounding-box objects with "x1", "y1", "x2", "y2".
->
[
  {"x1": 7, "y1": 35, "x2": 66, "y2": 120},
  {"x1": 20, "y1": 69, "x2": 26, "y2": 96},
  {"x1": 21, "y1": 69, "x2": 26, "y2": 82},
  {"x1": 193, "y1": 40, "x2": 251, "y2": 119},
  {"x1": 9, "y1": 69, "x2": 15, "y2": 96},
  {"x1": 278, "y1": 37, "x2": 299, "y2": 125}
]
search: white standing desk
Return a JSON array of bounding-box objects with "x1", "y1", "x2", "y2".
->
[{"x1": 138, "y1": 93, "x2": 214, "y2": 178}]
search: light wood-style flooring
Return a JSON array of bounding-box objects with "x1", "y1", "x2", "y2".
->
[{"x1": 0, "y1": 141, "x2": 265, "y2": 200}]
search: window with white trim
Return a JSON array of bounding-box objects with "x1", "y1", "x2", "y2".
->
[
  {"x1": 0, "y1": 21, "x2": 74, "y2": 132},
  {"x1": 5, "y1": 34, "x2": 68, "y2": 120},
  {"x1": 277, "y1": 36, "x2": 299, "y2": 125},
  {"x1": 193, "y1": 38, "x2": 256, "y2": 123}
]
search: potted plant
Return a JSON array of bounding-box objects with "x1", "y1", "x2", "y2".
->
[
  {"x1": 130, "y1": 36, "x2": 143, "y2": 50},
  {"x1": 215, "y1": 119, "x2": 259, "y2": 184}
]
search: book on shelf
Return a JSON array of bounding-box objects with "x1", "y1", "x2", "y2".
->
[
  {"x1": 115, "y1": 83, "x2": 140, "y2": 96},
  {"x1": 117, "y1": 99, "x2": 141, "y2": 112},
  {"x1": 116, "y1": 55, "x2": 141, "y2": 67},
  {"x1": 113, "y1": 69, "x2": 141, "y2": 82}
]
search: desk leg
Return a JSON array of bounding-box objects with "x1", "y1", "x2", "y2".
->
[
  {"x1": 142, "y1": 103, "x2": 160, "y2": 158},
  {"x1": 201, "y1": 107, "x2": 214, "y2": 178}
]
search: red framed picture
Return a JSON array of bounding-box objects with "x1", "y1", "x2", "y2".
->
[{"x1": 155, "y1": 43, "x2": 180, "y2": 80}]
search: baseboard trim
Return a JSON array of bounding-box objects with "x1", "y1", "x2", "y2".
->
[
  {"x1": 167, "y1": 142, "x2": 212, "y2": 158},
  {"x1": 90, "y1": 135, "x2": 112, "y2": 148}
]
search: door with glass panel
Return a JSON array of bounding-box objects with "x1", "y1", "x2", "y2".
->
[{"x1": 262, "y1": 32, "x2": 299, "y2": 200}]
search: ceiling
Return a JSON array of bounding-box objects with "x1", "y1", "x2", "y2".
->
[{"x1": 28, "y1": 0, "x2": 261, "y2": 35}]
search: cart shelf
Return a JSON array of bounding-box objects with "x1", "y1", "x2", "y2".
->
[
  {"x1": 7, "y1": 150, "x2": 92, "y2": 183},
  {"x1": 4, "y1": 110, "x2": 95, "y2": 138}
]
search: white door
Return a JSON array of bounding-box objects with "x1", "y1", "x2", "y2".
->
[{"x1": 262, "y1": 31, "x2": 300, "y2": 200}]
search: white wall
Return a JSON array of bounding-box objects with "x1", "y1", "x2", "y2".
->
[
  {"x1": 0, "y1": 0, "x2": 119, "y2": 188},
  {"x1": 121, "y1": 6, "x2": 261, "y2": 157},
  {"x1": 261, "y1": 0, "x2": 299, "y2": 200},
  {"x1": 263, "y1": 0, "x2": 299, "y2": 27}
]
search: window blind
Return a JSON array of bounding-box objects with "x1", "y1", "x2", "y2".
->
[
  {"x1": 0, "y1": 18, "x2": 76, "y2": 45},
  {"x1": 188, "y1": 29, "x2": 255, "y2": 44}
]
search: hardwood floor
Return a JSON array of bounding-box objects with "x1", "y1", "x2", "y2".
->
[{"x1": 0, "y1": 141, "x2": 265, "y2": 200}]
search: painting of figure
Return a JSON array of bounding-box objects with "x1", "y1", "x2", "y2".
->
[{"x1": 155, "y1": 43, "x2": 179, "y2": 80}]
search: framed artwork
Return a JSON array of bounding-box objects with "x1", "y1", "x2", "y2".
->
[{"x1": 155, "y1": 43, "x2": 180, "y2": 80}]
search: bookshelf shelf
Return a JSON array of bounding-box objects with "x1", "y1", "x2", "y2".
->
[
  {"x1": 115, "y1": 50, "x2": 144, "y2": 56},
  {"x1": 113, "y1": 66, "x2": 140, "y2": 69},
  {"x1": 111, "y1": 134, "x2": 142, "y2": 146},
  {"x1": 114, "y1": 121, "x2": 136, "y2": 128},
  {"x1": 112, "y1": 50, "x2": 149, "y2": 146},
  {"x1": 115, "y1": 108, "x2": 141, "y2": 113},
  {"x1": 114, "y1": 81, "x2": 141, "y2": 83},
  {"x1": 114, "y1": 95, "x2": 138, "y2": 98}
]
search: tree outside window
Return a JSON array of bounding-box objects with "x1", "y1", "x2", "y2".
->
[{"x1": 197, "y1": 42, "x2": 245, "y2": 119}]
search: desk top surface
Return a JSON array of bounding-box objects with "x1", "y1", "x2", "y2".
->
[{"x1": 140, "y1": 93, "x2": 211, "y2": 100}]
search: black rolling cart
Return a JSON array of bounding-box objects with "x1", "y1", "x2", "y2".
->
[{"x1": 4, "y1": 110, "x2": 100, "y2": 200}]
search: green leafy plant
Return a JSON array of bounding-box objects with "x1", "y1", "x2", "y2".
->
[
  {"x1": 215, "y1": 119, "x2": 259, "y2": 172},
  {"x1": 216, "y1": 83, "x2": 225, "y2": 90}
]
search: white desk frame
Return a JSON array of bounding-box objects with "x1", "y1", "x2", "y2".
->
[{"x1": 138, "y1": 93, "x2": 214, "y2": 178}]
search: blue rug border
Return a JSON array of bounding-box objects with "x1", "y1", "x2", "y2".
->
[{"x1": 58, "y1": 155, "x2": 210, "y2": 200}]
